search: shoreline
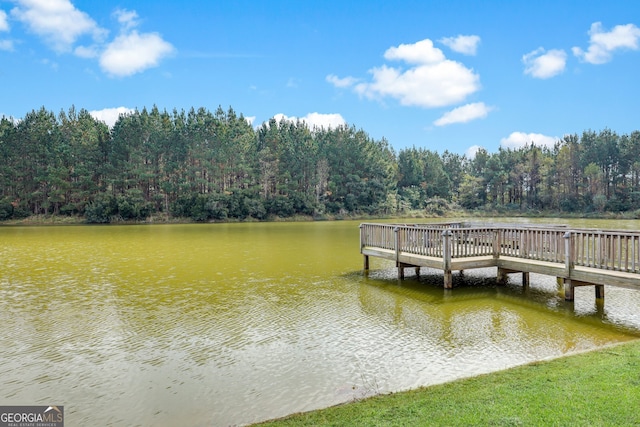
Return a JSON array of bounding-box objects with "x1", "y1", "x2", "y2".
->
[
  {"x1": 3, "y1": 209, "x2": 640, "y2": 226},
  {"x1": 254, "y1": 338, "x2": 640, "y2": 426}
]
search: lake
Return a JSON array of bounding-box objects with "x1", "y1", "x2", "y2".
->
[{"x1": 1, "y1": 218, "x2": 639, "y2": 426}]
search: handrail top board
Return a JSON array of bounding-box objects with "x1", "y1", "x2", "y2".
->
[{"x1": 361, "y1": 222, "x2": 640, "y2": 236}]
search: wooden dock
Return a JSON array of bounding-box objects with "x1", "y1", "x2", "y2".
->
[{"x1": 360, "y1": 222, "x2": 640, "y2": 301}]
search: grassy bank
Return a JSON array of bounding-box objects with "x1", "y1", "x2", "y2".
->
[{"x1": 256, "y1": 340, "x2": 640, "y2": 426}]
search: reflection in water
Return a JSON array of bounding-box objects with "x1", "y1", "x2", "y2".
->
[
  {"x1": 0, "y1": 220, "x2": 639, "y2": 426},
  {"x1": 358, "y1": 267, "x2": 640, "y2": 391}
]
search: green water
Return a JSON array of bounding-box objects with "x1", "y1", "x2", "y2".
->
[{"x1": 0, "y1": 219, "x2": 639, "y2": 426}]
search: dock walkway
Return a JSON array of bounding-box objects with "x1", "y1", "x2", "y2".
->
[{"x1": 360, "y1": 222, "x2": 640, "y2": 301}]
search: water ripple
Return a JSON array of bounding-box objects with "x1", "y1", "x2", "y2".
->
[{"x1": 1, "y1": 223, "x2": 640, "y2": 426}]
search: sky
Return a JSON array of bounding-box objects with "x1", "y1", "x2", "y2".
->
[{"x1": 1, "y1": 0, "x2": 640, "y2": 157}]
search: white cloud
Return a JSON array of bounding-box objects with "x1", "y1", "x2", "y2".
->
[
  {"x1": 439, "y1": 35, "x2": 481, "y2": 55},
  {"x1": 41, "y1": 57, "x2": 58, "y2": 70},
  {"x1": 338, "y1": 38, "x2": 480, "y2": 108},
  {"x1": 500, "y1": 132, "x2": 558, "y2": 150},
  {"x1": 11, "y1": 0, "x2": 106, "y2": 52},
  {"x1": 90, "y1": 107, "x2": 134, "y2": 127},
  {"x1": 303, "y1": 112, "x2": 346, "y2": 129},
  {"x1": 114, "y1": 8, "x2": 139, "y2": 31},
  {"x1": 355, "y1": 62, "x2": 480, "y2": 108},
  {"x1": 326, "y1": 74, "x2": 359, "y2": 88},
  {"x1": 98, "y1": 7, "x2": 174, "y2": 77},
  {"x1": 522, "y1": 48, "x2": 567, "y2": 79},
  {"x1": 272, "y1": 112, "x2": 346, "y2": 130},
  {"x1": 573, "y1": 22, "x2": 640, "y2": 64},
  {"x1": 465, "y1": 145, "x2": 482, "y2": 159},
  {"x1": 245, "y1": 116, "x2": 256, "y2": 125},
  {"x1": 9, "y1": 2, "x2": 173, "y2": 78},
  {"x1": 0, "y1": 10, "x2": 9, "y2": 32},
  {"x1": 99, "y1": 31, "x2": 174, "y2": 77},
  {"x1": 74, "y1": 44, "x2": 98, "y2": 58},
  {"x1": 0, "y1": 40, "x2": 13, "y2": 51},
  {"x1": 434, "y1": 102, "x2": 493, "y2": 126},
  {"x1": 384, "y1": 39, "x2": 445, "y2": 64},
  {"x1": 1, "y1": 114, "x2": 19, "y2": 125}
]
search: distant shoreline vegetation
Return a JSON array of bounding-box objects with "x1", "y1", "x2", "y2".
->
[{"x1": 2, "y1": 106, "x2": 640, "y2": 224}]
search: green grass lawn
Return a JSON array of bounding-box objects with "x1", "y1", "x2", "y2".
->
[{"x1": 256, "y1": 340, "x2": 640, "y2": 426}]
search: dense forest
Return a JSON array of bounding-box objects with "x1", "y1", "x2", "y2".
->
[{"x1": 1, "y1": 105, "x2": 639, "y2": 222}]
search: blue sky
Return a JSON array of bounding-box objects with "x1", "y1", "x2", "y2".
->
[{"x1": 1, "y1": 0, "x2": 639, "y2": 156}]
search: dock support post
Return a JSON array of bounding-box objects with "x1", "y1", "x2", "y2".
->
[
  {"x1": 563, "y1": 232, "x2": 575, "y2": 301},
  {"x1": 444, "y1": 271, "x2": 452, "y2": 289},
  {"x1": 595, "y1": 284, "x2": 605, "y2": 299},
  {"x1": 394, "y1": 226, "x2": 401, "y2": 280},
  {"x1": 564, "y1": 279, "x2": 575, "y2": 301},
  {"x1": 415, "y1": 266, "x2": 421, "y2": 277},
  {"x1": 497, "y1": 269, "x2": 529, "y2": 287},
  {"x1": 360, "y1": 224, "x2": 369, "y2": 276},
  {"x1": 497, "y1": 268, "x2": 508, "y2": 285},
  {"x1": 443, "y1": 229, "x2": 453, "y2": 289}
]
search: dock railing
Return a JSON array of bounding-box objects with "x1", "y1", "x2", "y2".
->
[
  {"x1": 572, "y1": 230, "x2": 640, "y2": 273},
  {"x1": 360, "y1": 222, "x2": 640, "y2": 274}
]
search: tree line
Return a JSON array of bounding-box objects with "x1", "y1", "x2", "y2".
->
[{"x1": 0, "y1": 105, "x2": 638, "y2": 222}]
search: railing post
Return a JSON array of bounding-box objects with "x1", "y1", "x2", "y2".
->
[
  {"x1": 443, "y1": 229, "x2": 453, "y2": 289},
  {"x1": 493, "y1": 229, "x2": 500, "y2": 259},
  {"x1": 360, "y1": 224, "x2": 369, "y2": 273},
  {"x1": 564, "y1": 231, "x2": 574, "y2": 275}
]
